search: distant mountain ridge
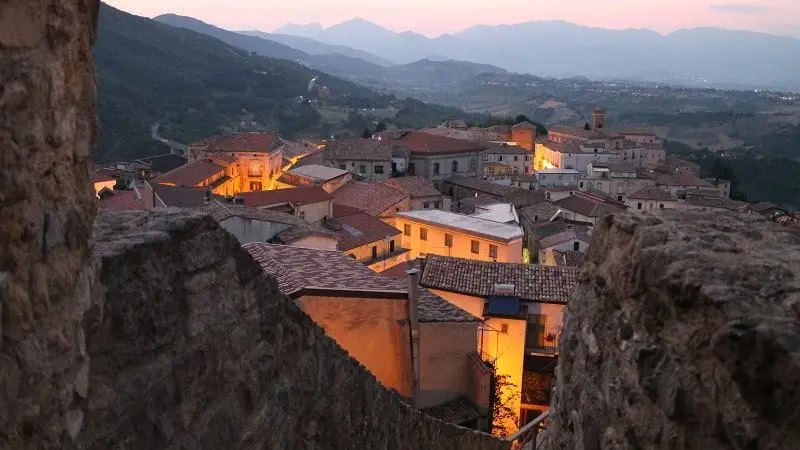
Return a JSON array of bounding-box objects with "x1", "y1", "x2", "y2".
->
[
  {"x1": 239, "y1": 30, "x2": 394, "y2": 66},
  {"x1": 275, "y1": 18, "x2": 800, "y2": 91}
]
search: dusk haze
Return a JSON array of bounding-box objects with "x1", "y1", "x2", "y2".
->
[{"x1": 106, "y1": 0, "x2": 800, "y2": 37}]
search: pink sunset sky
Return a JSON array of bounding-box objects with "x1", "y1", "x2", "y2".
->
[{"x1": 105, "y1": 0, "x2": 800, "y2": 37}]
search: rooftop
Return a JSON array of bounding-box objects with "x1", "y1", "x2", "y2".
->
[
  {"x1": 554, "y1": 250, "x2": 587, "y2": 268},
  {"x1": 154, "y1": 158, "x2": 227, "y2": 187},
  {"x1": 483, "y1": 144, "x2": 531, "y2": 155},
  {"x1": 538, "y1": 228, "x2": 592, "y2": 249},
  {"x1": 519, "y1": 202, "x2": 560, "y2": 223},
  {"x1": 323, "y1": 139, "x2": 395, "y2": 162},
  {"x1": 628, "y1": 187, "x2": 675, "y2": 201},
  {"x1": 421, "y1": 127, "x2": 506, "y2": 142},
  {"x1": 536, "y1": 168, "x2": 580, "y2": 175},
  {"x1": 289, "y1": 164, "x2": 350, "y2": 182},
  {"x1": 421, "y1": 396, "x2": 481, "y2": 426},
  {"x1": 151, "y1": 183, "x2": 222, "y2": 207},
  {"x1": 136, "y1": 153, "x2": 188, "y2": 174},
  {"x1": 190, "y1": 131, "x2": 279, "y2": 154},
  {"x1": 454, "y1": 194, "x2": 504, "y2": 215},
  {"x1": 332, "y1": 181, "x2": 409, "y2": 216},
  {"x1": 615, "y1": 128, "x2": 658, "y2": 136},
  {"x1": 98, "y1": 190, "x2": 145, "y2": 211},
  {"x1": 382, "y1": 131, "x2": 488, "y2": 155},
  {"x1": 395, "y1": 210, "x2": 523, "y2": 242},
  {"x1": 241, "y1": 187, "x2": 332, "y2": 208},
  {"x1": 470, "y1": 203, "x2": 519, "y2": 224},
  {"x1": 244, "y1": 244, "x2": 478, "y2": 323},
  {"x1": 420, "y1": 255, "x2": 579, "y2": 304},
  {"x1": 383, "y1": 176, "x2": 442, "y2": 198},
  {"x1": 326, "y1": 213, "x2": 401, "y2": 252},
  {"x1": 199, "y1": 201, "x2": 337, "y2": 242},
  {"x1": 553, "y1": 192, "x2": 627, "y2": 218}
]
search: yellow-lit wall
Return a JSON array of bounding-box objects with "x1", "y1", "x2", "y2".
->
[
  {"x1": 343, "y1": 236, "x2": 401, "y2": 266},
  {"x1": 93, "y1": 180, "x2": 116, "y2": 197},
  {"x1": 482, "y1": 316, "x2": 526, "y2": 434},
  {"x1": 393, "y1": 217, "x2": 523, "y2": 263},
  {"x1": 297, "y1": 295, "x2": 413, "y2": 397}
]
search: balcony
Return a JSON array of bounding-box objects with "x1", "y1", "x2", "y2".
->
[{"x1": 525, "y1": 325, "x2": 560, "y2": 355}]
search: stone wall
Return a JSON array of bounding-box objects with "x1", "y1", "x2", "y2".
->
[
  {"x1": 0, "y1": 0, "x2": 100, "y2": 446},
  {"x1": 81, "y1": 210, "x2": 508, "y2": 450},
  {"x1": 542, "y1": 211, "x2": 800, "y2": 450}
]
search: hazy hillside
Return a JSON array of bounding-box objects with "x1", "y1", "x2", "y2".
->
[
  {"x1": 276, "y1": 19, "x2": 800, "y2": 91},
  {"x1": 241, "y1": 30, "x2": 394, "y2": 66},
  {"x1": 94, "y1": 5, "x2": 392, "y2": 162}
]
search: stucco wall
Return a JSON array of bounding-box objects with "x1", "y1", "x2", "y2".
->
[
  {"x1": 297, "y1": 294, "x2": 414, "y2": 398},
  {"x1": 418, "y1": 322, "x2": 481, "y2": 409},
  {"x1": 395, "y1": 217, "x2": 523, "y2": 263},
  {"x1": 482, "y1": 317, "x2": 527, "y2": 433},
  {"x1": 219, "y1": 216, "x2": 290, "y2": 244},
  {"x1": 288, "y1": 234, "x2": 338, "y2": 250},
  {"x1": 297, "y1": 199, "x2": 332, "y2": 223}
]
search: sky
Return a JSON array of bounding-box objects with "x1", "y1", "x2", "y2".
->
[{"x1": 105, "y1": 0, "x2": 800, "y2": 38}]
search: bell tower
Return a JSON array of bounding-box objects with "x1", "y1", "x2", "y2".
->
[{"x1": 592, "y1": 108, "x2": 605, "y2": 130}]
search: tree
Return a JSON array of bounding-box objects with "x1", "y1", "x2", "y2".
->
[
  {"x1": 375, "y1": 121, "x2": 387, "y2": 132},
  {"x1": 514, "y1": 114, "x2": 531, "y2": 124},
  {"x1": 583, "y1": 122, "x2": 591, "y2": 131},
  {"x1": 489, "y1": 370, "x2": 520, "y2": 437},
  {"x1": 361, "y1": 127, "x2": 372, "y2": 138}
]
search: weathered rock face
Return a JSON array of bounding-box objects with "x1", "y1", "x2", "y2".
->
[
  {"x1": 81, "y1": 210, "x2": 508, "y2": 450},
  {"x1": 0, "y1": 0, "x2": 99, "y2": 446},
  {"x1": 543, "y1": 212, "x2": 800, "y2": 450}
]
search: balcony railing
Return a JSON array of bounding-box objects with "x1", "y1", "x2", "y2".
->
[
  {"x1": 505, "y1": 409, "x2": 549, "y2": 450},
  {"x1": 525, "y1": 326, "x2": 560, "y2": 354}
]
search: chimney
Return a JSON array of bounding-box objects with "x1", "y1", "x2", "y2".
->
[
  {"x1": 204, "y1": 188, "x2": 212, "y2": 202},
  {"x1": 593, "y1": 108, "x2": 605, "y2": 130},
  {"x1": 406, "y1": 268, "x2": 421, "y2": 408}
]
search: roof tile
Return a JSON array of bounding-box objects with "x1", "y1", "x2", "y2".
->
[
  {"x1": 241, "y1": 187, "x2": 332, "y2": 208},
  {"x1": 332, "y1": 181, "x2": 409, "y2": 216}
]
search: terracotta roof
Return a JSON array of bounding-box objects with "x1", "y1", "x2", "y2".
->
[
  {"x1": 190, "y1": 132, "x2": 279, "y2": 154},
  {"x1": 444, "y1": 176, "x2": 547, "y2": 207},
  {"x1": 292, "y1": 150, "x2": 325, "y2": 168},
  {"x1": 199, "y1": 201, "x2": 337, "y2": 242},
  {"x1": 98, "y1": 190, "x2": 145, "y2": 211},
  {"x1": 383, "y1": 176, "x2": 441, "y2": 198},
  {"x1": 422, "y1": 396, "x2": 482, "y2": 425},
  {"x1": 486, "y1": 124, "x2": 511, "y2": 134},
  {"x1": 276, "y1": 139, "x2": 316, "y2": 159},
  {"x1": 379, "y1": 260, "x2": 416, "y2": 279},
  {"x1": 151, "y1": 183, "x2": 222, "y2": 207},
  {"x1": 332, "y1": 181, "x2": 409, "y2": 216},
  {"x1": 553, "y1": 193, "x2": 627, "y2": 218},
  {"x1": 537, "y1": 229, "x2": 592, "y2": 249},
  {"x1": 332, "y1": 203, "x2": 366, "y2": 218},
  {"x1": 241, "y1": 187, "x2": 332, "y2": 208},
  {"x1": 136, "y1": 153, "x2": 187, "y2": 174},
  {"x1": 420, "y1": 255, "x2": 579, "y2": 304},
  {"x1": 244, "y1": 243, "x2": 407, "y2": 297},
  {"x1": 420, "y1": 127, "x2": 506, "y2": 142},
  {"x1": 289, "y1": 164, "x2": 350, "y2": 181},
  {"x1": 520, "y1": 202, "x2": 560, "y2": 222},
  {"x1": 323, "y1": 139, "x2": 395, "y2": 162},
  {"x1": 548, "y1": 125, "x2": 611, "y2": 140},
  {"x1": 327, "y1": 213, "x2": 401, "y2": 252},
  {"x1": 92, "y1": 171, "x2": 116, "y2": 183},
  {"x1": 555, "y1": 250, "x2": 586, "y2": 268},
  {"x1": 243, "y1": 244, "x2": 478, "y2": 323},
  {"x1": 385, "y1": 131, "x2": 488, "y2": 155},
  {"x1": 628, "y1": 187, "x2": 675, "y2": 201},
  {"x1": 455, "y1": 194, "x2": 503, "y2": 214},
  {"x1": 154, "y1": 159, "x2": 227, "y2": 187}
]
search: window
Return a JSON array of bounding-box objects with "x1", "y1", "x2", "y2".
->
[
  {"x1": 617, "y1": 195, "x2": 623, "y2": 201},
  {"x1": 514, "y1": 156, "x2": 519, "y2": 161},
  {"x1": 371, "y1": 246, "x2": 378, "y2": 259},
  {"x1": 500, "y1": 324, "x2": 509, "y2": 334},
  {"x1": 339, "y1": 163, "x2": 346, "y2": 170},
  {"x1": 469, "y1": 158, "x2": 476, "y2": 170},
  {"x1": 433, "y1": 163, "x2": 440, "y2": 175},
  {"x1": 451, "y1": 160, "x2": 458, "y2": 173},
  {"x1": 374, "y1": 165, "x2": 384, "y2": 174},
  {"x1": 403, "y1": 224, "x2": 411, "y2": 236},
  {"x1": 389, "y1": 240, "x2": 395, "y2": 253},
  {"x1": 659, "y1": 204, "x2": 665, "y2": 209},
  {"x1": 579, "y1": 182, "x2": 584, "y2": 188},
  {"x1": 489, "y1": 244, "x2": 498, "y2": 259},
  {"x1": 483, "y1": 155, "x2": 489, "y2": 161},
  {"x1": 423, "y1": 202, "x2": 431, "y2": 209},
  {"x1": 573, "y1": 242, "x2": 580, "y2": 252},
  {"x1": 299, "y1": 211, "x2": 306, "y2": 220},
  {"x1": 498, "y1": 156, "x2": 503, "y2": 162},
  {"x1": 637, "y1": 202, "x2": 643, "y2": 210},
  {"x1": 434, "y1": 202, "x2": 440, "y2": 209},
  {"x1": 420, "y1": 228, "x2": 428, "y2": 241},
  {"x1": 525, "y1": 155, "x2": 531, "y2": 161},
  {"x1": 359, "y1": 164, "x2": 366, "y2": 174},
  {"x1": 524, "y1": 167, "x2": 529, "y2": 174},
  {"x1": 249, "y1": 181, "x2": 263, "y2": 191},
  {"x1": 471, "y1": 240, "x2": 480, "y2": 254},
  {"x1": 444, "y1": 234, "x2": 453, "y2": 248}
]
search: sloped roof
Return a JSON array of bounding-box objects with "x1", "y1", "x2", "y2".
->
[
  {"x1": 332, "y1": 181, "x2": 409, "y2": 216},
  {"x1": 151, "y1": 184, "x2": 222, "y2": 207},
  {"x1": 329, "y1": 213, "x2": 401, "y2": 252},
  {"x1": 383, "y1": 176, "x2": 441, "y2": 198},
  {"x1": 384, "y1": 131, "x2": 488, "y2": 154},
  {"x1": 136, "y1": 153, "x2": 188, "y2": 174},
  {"x1": 420, "y1": 255, "x2": 579, "y2": 304},
  {"x1": 154, "y1": 159, "x2": 227, "y2": 187},
  {"x1": 422, "y1": 396, "x2": 482, "y2": 425},
  {"x1": 628, "y1": 187, "x2": 675, "y2": 201},
  {"x1": 190, "y1": 132, "x2": 279, "y2": 154},
  {"x1": 323, "y1": 139, "x2": 395, "y2": 162},
  {"x1": 290, "y1": 164, "x2": 350, "y2": 181},
  {"x1": 538, "y1": 229, "x2": 592, "y2": 249},
  {"x1": 554, "y1": 250, "x2": 586, "y2": 268},
  {"x1": 240, "y1": 187, "x2": 332, "y2": 207},
  {"x1": 98, "y1": 190, "x2": 145, "y2": 211},
  {"x1": 395, "y1": 210, "x2": 523, "y2": 242},
  {"x1": 553, "y1": 193, "x2": 627, "y2": 218}
]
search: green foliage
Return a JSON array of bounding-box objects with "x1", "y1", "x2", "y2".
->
[
  {"x1": 475, "y1": 115, "x2": 548, "y2": 136},
  {"x1": 375, "y1": 121, "x2": 388, "y2": 133},
  {"x1": 488, "y1": 367, "x2": 520, "y2": 437},
  {"x1": 93, "y1": 4, "x2": 397, "y2": 162},
  {"x1": 361, "y1": 127, "x2": 372, "y2": 138},
  {"x1": 390, "y1": 98, "x2": 480, "y2": 129}
]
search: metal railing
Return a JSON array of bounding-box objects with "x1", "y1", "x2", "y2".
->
[
  {"x1": 505, "y1": 409, "x2": 549, "y2": 450},
  {"x1": 525, "y1": 326, "x2": 560, "y2": 354}
]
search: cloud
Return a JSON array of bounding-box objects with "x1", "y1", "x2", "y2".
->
[{"x1": 710, "y1": 3, "x2": 769, "y2": 14}]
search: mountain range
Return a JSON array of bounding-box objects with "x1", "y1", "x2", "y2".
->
[{"x1": 274, "y1": 18, "x2": 800, "y2": 91}]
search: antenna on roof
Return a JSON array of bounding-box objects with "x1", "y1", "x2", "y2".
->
[{"x1": 549, "y1": 209, "x2": 563, "y2": 222}]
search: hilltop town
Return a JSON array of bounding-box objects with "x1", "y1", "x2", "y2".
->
[{"x1": 94, "y1": 107, "x2": 798, "y2": 441}]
